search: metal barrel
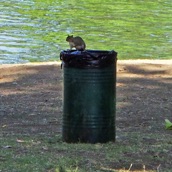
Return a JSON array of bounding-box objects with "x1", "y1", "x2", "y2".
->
[{"x1": 60, "y1": 50, "x2": 117, "y2": 143}]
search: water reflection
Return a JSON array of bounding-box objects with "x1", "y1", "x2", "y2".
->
[
  {"x1": 0, "y1": 0, "x2": 35, "y2": 63},
  {"x1": 0, "y1": 0, "x2": 172, "y2": 63}
]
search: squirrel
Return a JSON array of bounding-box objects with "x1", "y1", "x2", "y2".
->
[{"x1": 66, "y1": 35, "x2": 86, "y2": 51}]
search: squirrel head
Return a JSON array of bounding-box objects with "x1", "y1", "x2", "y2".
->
[{"x1": 66, "y1": 35, "x2": 73, "y2": 42}]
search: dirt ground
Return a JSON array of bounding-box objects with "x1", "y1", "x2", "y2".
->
[{"x1": 0, "y1": 60, "x2": 172, "y2": 171}]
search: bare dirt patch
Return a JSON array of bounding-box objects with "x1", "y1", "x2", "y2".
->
[{"x1": 0, "y1": 60, "x2": 172, "y2": 171}]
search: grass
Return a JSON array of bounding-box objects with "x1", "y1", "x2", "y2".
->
[
  {"x1": 1, "y1": 132, "x2": 171, "y2": 172},
  {"x1": 0, "y1": 62, "x2": 172, "y2": 172}
]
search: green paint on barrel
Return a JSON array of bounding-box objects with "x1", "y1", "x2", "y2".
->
[{"x1": 60, "y1": 50, "x2": 117, "y2": 143}]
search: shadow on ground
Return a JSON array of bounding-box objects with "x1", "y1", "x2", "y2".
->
[{"x1": 0, "y1": 61, "x2": 172, "y2": 171}]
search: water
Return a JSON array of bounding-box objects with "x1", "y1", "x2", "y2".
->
[{"x1": 0, "y1": 0, "x2": 172, "y2": 64}]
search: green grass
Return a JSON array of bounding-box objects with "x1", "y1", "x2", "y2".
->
[{"x1": 1, "y1": 132, "x2": 172, "y2": 172}]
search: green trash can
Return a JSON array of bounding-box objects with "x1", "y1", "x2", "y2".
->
[{"x1": 60, "y1": 50, "x2": 117, "y2": 143}]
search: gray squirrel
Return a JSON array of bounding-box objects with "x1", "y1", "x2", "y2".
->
[{"x1": 66, "y1": 35, "x2": 86, "y2": 51}]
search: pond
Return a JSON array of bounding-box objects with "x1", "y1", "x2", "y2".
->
[{"x1": 0, "y1": 0, "x2": 172, "y2": 64}]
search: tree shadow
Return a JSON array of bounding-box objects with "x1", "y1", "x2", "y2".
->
[
  {"x1": 116, "y1": 62, "x2": 172, "y2": 132},
  {"x1": 0, "y1": 63, "x2": 63, "y2": 136},
  {"x1": 115, "y1": 62, "x2": 172, "y2": 170},
  {"x1": 0, "y1": 62, "x2": 172, "y2": 171}
]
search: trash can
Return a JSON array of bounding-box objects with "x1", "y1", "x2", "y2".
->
[{"x1": 60, "y1": 50, "x2": 117, "y2": 143}]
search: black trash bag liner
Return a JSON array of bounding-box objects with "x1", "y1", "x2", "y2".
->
[{"x1": 60, "y1": 50, "x2": 117, "y2": 69}]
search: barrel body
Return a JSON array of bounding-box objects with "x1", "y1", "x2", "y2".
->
[{"x1": 62, "y1": 66, "x2": 116, "y2": 143}]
